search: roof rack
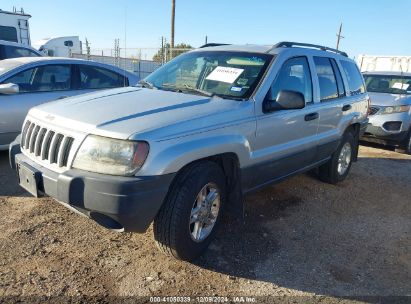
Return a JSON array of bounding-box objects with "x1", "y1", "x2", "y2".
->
[
  {"x1": 199, "y1": 43, "x2": 231, "y2": 48},
  {"x1": 270, "y1": 41, "x2": 348, "y2": 57}
]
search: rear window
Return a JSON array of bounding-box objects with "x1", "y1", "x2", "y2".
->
[
  {"x1": 340, "y1": 61, "x2": 365, "y2": 95},
  {"x1": 0, "y1": 26, "x2": 18, "y2": 42},
  {"x1": 3, "y1": 45, "x2": 40, "y2": 59}
]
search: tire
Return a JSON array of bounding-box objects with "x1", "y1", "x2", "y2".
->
[
  {"x1": 153, "y1": 161, "x2": 226, "y2": 261},
  {"x1": 395, "y1": 130, "x2": 411, "y2": 155},
  {"x1": 319, "y1": 130, "x2": 356, "y2": 184}
]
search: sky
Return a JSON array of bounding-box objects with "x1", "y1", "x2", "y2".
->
[{"x1": 4, "y1": 0, "x2": 411, "y2": 59}]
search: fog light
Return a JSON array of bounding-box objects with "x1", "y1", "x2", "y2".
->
[{"x1": 383, "y1": 121, "x2": 402, "y2": 131}]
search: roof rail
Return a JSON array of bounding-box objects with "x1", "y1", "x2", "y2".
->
[
  {"x1": 270, "y1": 41, "x2": 348, "y2": 57},
  {"x1": 199, "y1": 43, "x2": 230, "y2": 48}
]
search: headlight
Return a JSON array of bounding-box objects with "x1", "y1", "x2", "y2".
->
[
  {"x1": 378, "y1": 105, "x2": 410, "y2": 115},
  {"x1": 73, "y1": 135, "x2": 149, "y2": 176}
]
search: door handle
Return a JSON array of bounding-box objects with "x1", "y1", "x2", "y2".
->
[
  {"x1": 342, "y1": 104, "x2": 352, "y2": 111},
  {"x1": 304, "y1": 112, "x2": 319, "y2": 121},
  {"x1": 57, "y1": 96, "x2": 68, "y2": 100}
]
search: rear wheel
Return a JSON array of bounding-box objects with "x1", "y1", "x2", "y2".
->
[
  {"x1": 153, "y1": 161, "x2": 226, "y2": 261},
  {"x1": 319, "y1": 130, "x2": 356, "y2": 184}
]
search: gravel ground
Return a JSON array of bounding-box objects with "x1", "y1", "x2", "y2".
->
[{"x1": 0, "y1": 145, "x2": 410, "y2": 303}]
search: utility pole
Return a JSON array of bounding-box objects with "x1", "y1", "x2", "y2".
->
[
  {"x1": 336, "y1": 23, "x2": 344, "y2": 50},
  {"x1": 170, "y1": 0, "x2": 175, "y2": 60},
  {"x1": 205, "y1": 35, "x2": 208, "y2": 45},
  {"x1": 85, "y1": 38, "x2": 90, "y2": 60}
]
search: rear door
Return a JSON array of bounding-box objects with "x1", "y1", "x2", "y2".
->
[
  {"x1": 247, "y1": 56, "x2": 319, "y2": 191},
  {"x1": 313, "y1": 56, "x2": 348, "y2": 160},
  {"x1": 74, "y1": 64, "x2": 128, "y2": 93},
  {"x1": 0, "y1": 64, "x2": 77, "y2": 146}
]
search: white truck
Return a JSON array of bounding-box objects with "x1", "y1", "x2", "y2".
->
[
  {"x1": 35, "y1": 36, "x2": 82, "y2": 57},
  {"x1": 357, "y1": 55, "x2": 411, "y2": 73},
  {"x1": 0, "y1": 7, "x2": 31, "y2": 45}
]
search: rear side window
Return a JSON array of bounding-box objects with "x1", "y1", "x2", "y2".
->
[
  {"x1": 3, "y1": 45, "x2": 40, "y2": 59},
  {"x1": 0, "y1": 26, "x2": 18, "y2": 42},
  {"x1": 314, "y1": 57, "x2": 338, "y2": 101},
  {"x1": 340, "y1": 61, "x2": 365, "y2": 95},
  {"x1": 269, "y1": 56, "x2": 313, "y2": 103},
  {"x1": 78, "y1": 65, "x2": 127, "y2": 89},
  {"x1": 4, "y1": 64, "x2": 71, "y2": 93},
  {"x1": 330, "y1": 59, "x2": 346, "y2": 97}
]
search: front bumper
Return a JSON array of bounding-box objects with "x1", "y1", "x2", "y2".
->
[
  {"x1": 361, "y1": 112, "x2": 410, "y2": 145},
  {"x1": 10, "y1": 141, "x2": 175, "y2": 233}
]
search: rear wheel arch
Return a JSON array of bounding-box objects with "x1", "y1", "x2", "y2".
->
[{"x1": 344, "y1": 122, "x2": 361, "y2": 161}]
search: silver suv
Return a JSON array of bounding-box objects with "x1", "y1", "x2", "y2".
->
[
  {"x1": 10, "y1": 42, "x2": 369, "y2": 261},
  {"x1": 361, "y1": 71, "x2": 411, "y2": 154}
]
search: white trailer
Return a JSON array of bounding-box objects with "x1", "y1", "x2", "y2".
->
[
  {"x1": 0, "y1": 7, "x2": 31, "y2": 45},
  {"x1": 35, "y1": 36, "x2": 82, "y2": 57},
  {"x1": 357, "y1": 55, "x2": 411, "y2": 73}
]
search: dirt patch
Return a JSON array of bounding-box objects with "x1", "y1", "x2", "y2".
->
[{"x1": 0, "y1": 145, "x2": 410, "y2": 302}]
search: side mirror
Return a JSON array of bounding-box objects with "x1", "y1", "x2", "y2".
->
[
  {"x1": 264, "y1": 90, "x2": 305, "y2": 112},
  {"x1": 0, "y1": 83, "x2": 19, "y2": 95}
]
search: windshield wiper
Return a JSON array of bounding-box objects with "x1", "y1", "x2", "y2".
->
[
  {"x1": 136, "y1": 79, "x2": 155, "y2": 89},
  {"x1": 161, "y1": 83, "x2": 214, "y2": 97}
]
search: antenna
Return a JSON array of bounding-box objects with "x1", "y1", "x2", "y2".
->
[
  {"x1": 124, "y1": 5, "x2": 127, "y2": 86},
  {"x1": 336, "y1": 23, "x2": 344, "y2": 50}
]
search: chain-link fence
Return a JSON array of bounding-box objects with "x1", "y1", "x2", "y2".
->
[{"x1": 69, "y1": 47, "x2": 192, "y2": 77}]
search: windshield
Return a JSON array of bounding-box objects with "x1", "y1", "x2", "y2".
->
[
  {"x1": 144, "y1": 51, "x2": 273, "y2": 99},
  {"x1": 364, "y1": 74, "x2": 411, "y2": 95}
]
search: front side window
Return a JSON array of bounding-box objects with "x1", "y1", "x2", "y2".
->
[
  {"x1": 314, "y1": 57, "x2": 339, "y2": 101},
  {"x1": 0, "y1": 26, "x2": 18, "y2": 42},
  {"x1": 364, "y1": 74, "x2": 411, "y2": 95},
  {"x1": 4, "y1": 64, "x2": 71, "y2": 93},
  {"x1": 268, "y1": 56, "x2": 313, "y2": 103},
  {"x1": 145, "y1": 51, "x2": 273, "y2": 99},
  {"x1": 78, "y1": 65, "x2": 127, "y2": 89},
  {"x1": 340, "y1": 61, "x2": 365, "y2": 95},
  {"x1": 3, "y1": 45, "x2": 40, "y2": 59}
]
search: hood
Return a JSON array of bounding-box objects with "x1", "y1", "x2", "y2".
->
[
  {"x1": 368, "y1": 92, "x2": 411, "y2": 107},
  {"x1": 29, "y1": 87, "x2": 250, "y2": 140}
]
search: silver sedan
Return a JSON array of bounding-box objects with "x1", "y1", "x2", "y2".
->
[{"x1": 0, "y1": 57, "x2": 139, "y2": 150}]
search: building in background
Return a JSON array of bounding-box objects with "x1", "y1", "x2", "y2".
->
[{"x1": 358, "y1": 55, "x2": 411, "y2": 73}]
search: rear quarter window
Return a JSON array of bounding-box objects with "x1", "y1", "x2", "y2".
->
[{"x1": 340, "y1": 60, "x2": 365, "y2": 95}]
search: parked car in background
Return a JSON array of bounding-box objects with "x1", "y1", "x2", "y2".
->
[
  {"x1": 361, "y1": 71, "x2": 411, "y2": 154},
  {"x1": 0, "y1": 40, "x2": 42, "y2": 60},
  {"x1": 0, "y1": 57, "x2": 139, "y2": 150},
  {"x1": 9, "y1": 42, "x2": 369, "y2": 261}
]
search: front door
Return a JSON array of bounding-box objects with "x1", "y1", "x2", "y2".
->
[{"x1": 245, "y1": 56, "x2": 319, "y2": 191}]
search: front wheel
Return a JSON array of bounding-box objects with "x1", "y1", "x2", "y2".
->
[
  {"x1": 395, "y1": 130, "x2": 411, "y2": 155},
  {"x1": 319, "y1": 130, "x2": 356, "y2": 184},
  {"x1": 153, "y1": 161, "x2": 226, "y2": 261}
]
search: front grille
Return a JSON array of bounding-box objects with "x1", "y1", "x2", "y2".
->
[
  {"x1": 369, "y1": 106, "x2": 379, "y2": 115},
  {"x1": 21, "y1": 120, "x2": 74, "y2": 167}
]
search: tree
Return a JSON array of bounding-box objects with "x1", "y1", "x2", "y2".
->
[{"x1": 153, "y1": 42, "x2": 192, "y2": 63}]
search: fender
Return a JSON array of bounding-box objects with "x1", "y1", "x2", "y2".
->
[{"x1": 138, "y1": 134, "x2": 252, "y2": 176}]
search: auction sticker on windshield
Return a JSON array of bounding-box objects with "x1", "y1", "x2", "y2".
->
[
  {"x1": 206, "y1": 66, "x2": 244, "y2": 83},
  {"x1": 392, "y1": 82, "x2": 409, "y2": 90}
]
